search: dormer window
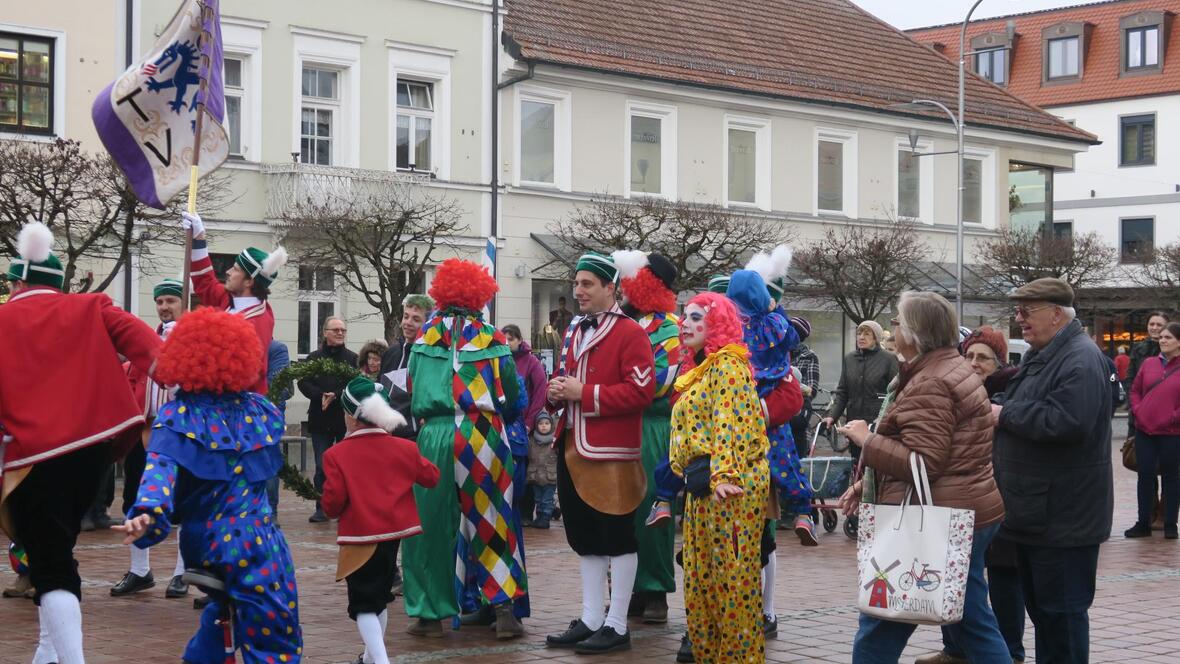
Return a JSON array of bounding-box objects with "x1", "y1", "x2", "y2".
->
[
  {"x1": 971, "y1": 32, "x2": 1014, "y2": 86},
  {"x1": 1120, "y1": 11, "x2": 1167, "y2": 76},
  {"x1": 1042, "y1": 22, "x2": 1090, "y2": 84}
]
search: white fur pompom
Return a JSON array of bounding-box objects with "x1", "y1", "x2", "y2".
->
[
  {"x1": 261, "y1": 246, "x2": 288, "y2": 278},
  {"x1": 610, "y1": 249, "x2": 649, "y2": 281},
  {"x1": 17, "y1": 223, "x2": 54, "y2": 263},
  {"x1": 745, "y1": 244, "x2": 793, "y2": 282},
  {"x1": 356, "y1": 393, "x2": 406, "y2": 433}
]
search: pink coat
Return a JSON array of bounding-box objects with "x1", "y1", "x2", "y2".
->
[{"x1": 1130, "y1": 354, "x2": 1180, "y2": 436}]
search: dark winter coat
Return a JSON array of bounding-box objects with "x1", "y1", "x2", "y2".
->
[
  {"x1": 297, "y1": 343, "x2": 358, "y2": 437},
  {"x1": 829, "y1": 345, "x2": 899, "y2": 423},
  {"x1": 378, "y1": 338, "x2": 417, "y2": 439},
  {"x1": 512, "y1": 341, "x2": 548, "y2": 430},
  {"x1": 993, "y1": 320, "x2": 1114, "y2": 548}
]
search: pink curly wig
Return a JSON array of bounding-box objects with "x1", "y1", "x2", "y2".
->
[
  {"x1": 429, "y1": 258, "x2": 499, "y2": 311},
  {"x1": 621, "y1": 268, "x2": 677, "y2": 314},
  {"x1": 155, "y1": 308, "x2": 262, "y2": 394},
  {"x1": 679, "y1": 292, "x2": 747, "y2": 370}
]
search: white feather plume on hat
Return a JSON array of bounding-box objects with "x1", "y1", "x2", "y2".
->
[
  {"x1": 356, "y1": 392, "x2": 407, "y2": 433},
  {"x1": 17, "y1": 223, "x2": 54, "y2": 263},
  {"x1": 745, "y1": 245, "x2": 793, "y2": 283},
  {"x1": 610, "y1": 249, "x2": 649, "y2": 281},
  {"x1": 261, "y1": 246, "x2": 288, "y2": 278}
]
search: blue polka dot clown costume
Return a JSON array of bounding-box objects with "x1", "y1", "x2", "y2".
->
[{"x1": 116, "y1": 307, "x2": 301, "y2": 664}]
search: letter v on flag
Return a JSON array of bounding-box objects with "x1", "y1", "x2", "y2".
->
[{"x1": 91, "y1": 0, "x2": 228, "y2": 209}]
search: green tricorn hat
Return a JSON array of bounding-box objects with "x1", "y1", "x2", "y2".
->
[
  {"x1": 707, "y1": 274, "x2": 731, "y2": 294},
  {"x1": 5, "y1": 223, "x2": 64, "y2": 290},
  {"x1": 153, "y1": 278, "x2": 184, "y2": 300},
  {"x1": 575, "y1": 252, "x2": 619, "y2": 284},
  {"x1": 341, "y1": 376, "x2": 406, "y2": 433},
  {"x1": 235, "y1": 246, "x2": 288, "y2": 288}
]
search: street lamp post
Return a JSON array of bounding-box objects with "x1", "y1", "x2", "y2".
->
[{"x1": 893, "y1": 0, "x2": 984, "y2": 324}]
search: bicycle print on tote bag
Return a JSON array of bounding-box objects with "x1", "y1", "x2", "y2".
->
[{"x1": 856, "y1": 452, "x2": 975, "y2": 625}]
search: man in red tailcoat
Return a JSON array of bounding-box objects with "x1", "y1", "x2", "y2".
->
[
  {"x1": 0, "y1": 223, "x2": 161, "y2": 664},
  {"x1": 545, "y1": 252, "x2": 655, "y2": 655},
  {"x1": 181, "y1": 211, "x2": 285, "y2": 394}
]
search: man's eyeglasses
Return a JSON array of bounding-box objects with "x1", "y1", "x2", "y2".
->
[
  {"x1": 1014, "y1": 303, "x2": 1054, "y2": 318},
  {"x1": 326, "y1": 327, "x2": 347, "y2": 334}
]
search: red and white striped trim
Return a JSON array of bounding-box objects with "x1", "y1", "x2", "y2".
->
[{"x1": 3, "y1": 415, "x2": 146, "y2": 470}]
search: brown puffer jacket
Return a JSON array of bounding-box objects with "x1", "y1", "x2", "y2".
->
[{"x1": 861, "y1": 347, "x2": 1004, "y2": 528}]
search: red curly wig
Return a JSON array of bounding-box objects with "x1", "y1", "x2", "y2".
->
[
  {"x1": 154, "y1": 307, "x2": 263, "y2": 394},
  {"x1": 621, "y1": 267, "x2": 677, "y2": 314},
  {"x1": 429, "y1": 258, "x2": 499, "y2": 312},
  {"x1": 678, "y1": 292, "x2": 748, "y2": 371}
]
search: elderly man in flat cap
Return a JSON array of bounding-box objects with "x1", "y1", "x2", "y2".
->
[{"x1": 991, "y1": 277, "x2": 1113, "y2": 664}]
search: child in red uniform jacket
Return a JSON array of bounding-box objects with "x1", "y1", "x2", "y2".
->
[{"x1": 321, "y1": 376, "x2": 440, "y2": 664}]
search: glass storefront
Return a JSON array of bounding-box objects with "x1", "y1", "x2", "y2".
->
[{"x1": 1008, "y1": 162, "x2": 1054, "y2": 233}]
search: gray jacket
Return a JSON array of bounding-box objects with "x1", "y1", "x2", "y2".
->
[{"x1": 993, "y1": 320, "x2": 1114, "y2": 548}]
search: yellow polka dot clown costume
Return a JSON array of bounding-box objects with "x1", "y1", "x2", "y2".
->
[{"x1": 124, "y1": 308, "x2": 302, "y2": 664}]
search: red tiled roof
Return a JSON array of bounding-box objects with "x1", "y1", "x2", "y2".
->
[
  {"x1": 501, "y1": 0, "x2": 1096, "y2": 144},
  {"x1": 908, "y1": 0, "x2": 1180, "y2": 108}
]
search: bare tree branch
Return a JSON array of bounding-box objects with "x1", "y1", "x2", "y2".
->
[
  {"x1": 974, "y1": 228, "x2": 1117, "y2": 292},
  {"x1": 0, "y1": 138, "x2": 234, "y2": 294},
  {"x1": 280, "y1": 184, "x2": 464, "y2": 342},
  {"x1": 791, "y1": 218, "x2": 930, "y2": 322},
  {"x1": 547, "y1": 195, "x2": 794, "y2": 291}
]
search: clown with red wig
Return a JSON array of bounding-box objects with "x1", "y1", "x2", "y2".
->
[
  {"x1": 670, "y1": 291, "x2": 770, "y2": 663},
  {"x1": 115, "y1": 308, "x2": 301, "y2": 664},
  {"x1": 400, "y1": 258, "x2": 528, "y2": 639},
  {"x1": 610, "y1": 249, "x2": 680, "y2": 623}
]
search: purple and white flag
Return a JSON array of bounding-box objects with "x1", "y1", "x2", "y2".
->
[{"x1": 92, "y1": 0, "x2": 228, "y2": 209}]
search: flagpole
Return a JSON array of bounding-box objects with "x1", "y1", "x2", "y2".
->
[{"x1": 181, "y1": 0, "x2": 213, "y2": 310}]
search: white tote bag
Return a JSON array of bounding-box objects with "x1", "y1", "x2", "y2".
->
[{"x1": 856, "y1": 452, "x2": 975, "y2": 625}]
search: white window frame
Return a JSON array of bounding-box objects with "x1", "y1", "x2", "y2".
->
[
  {"x1": 623, "y1": 100, "x2": 677, "y2": 200},
  {"x1": 723, "y1": 114, "x2": 770, "y2": 211},
  {"x1": 388, "y1": 42, "x2": 452, "y2": 179},
  {"x1": 893, "y1": 137, "x2": 935, "y2": 224},
  {"x1": 296, "y1": 265, "x2": 340, "y2": 359},
  {"x1": 0, "y1": 22, "x2": 66, "y2": 140},
  {"x1": 299, "y1": 67, "x2": 340, "y2": 166},
  {"x1": 514, "y1": 84, "x2": 572, "y2": 191},
  {"x1": 813, "y1": 127, "x2": 858, "y2": 218},
  {"x1": 220, "y1": 18, "x2": 264, "y2": 161},
  {"x1": 291, "y1": 28, "x2": 362, "y2": 168},
  {"x1": 963, "y1": 146, "x2": 997, "y2": 229}
]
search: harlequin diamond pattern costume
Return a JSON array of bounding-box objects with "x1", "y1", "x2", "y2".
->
[{"x1": 402, "y1": 259, "x2": 526, "y2": 631}]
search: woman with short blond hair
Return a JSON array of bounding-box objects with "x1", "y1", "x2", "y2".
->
[{"x1": 839, "y1": 291, "x2": 1009, "y2": 663}]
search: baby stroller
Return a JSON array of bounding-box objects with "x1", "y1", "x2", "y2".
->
[{"x1": 800, "y1": 425, "x2": 857, "y2": 539}]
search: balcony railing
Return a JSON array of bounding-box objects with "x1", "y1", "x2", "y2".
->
[{"x1": 262, "y1": 163, "x2": 433, "y2": 219}]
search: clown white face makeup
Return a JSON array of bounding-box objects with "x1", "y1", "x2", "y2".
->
[{"x1": 681, "y1": 303, "x2": 708, "y2": 350}]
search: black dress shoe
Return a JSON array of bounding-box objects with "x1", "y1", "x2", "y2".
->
[
  {"x1": 763, "y1": 614, "x2": 778, "y2": 639},
  {"x1": 1166, "y1": 524, "x2": 1178, "y2": 540},
  {"x1": 545, "y1": 619, "x2": 596, "y2": 648},
  {"x1": 574, "y1": 626, "x2": 631, "y2": 654},
  {"x1": 676, "y1": 633, "x2": 695, "y2": 663},
  {"x1": 308, "y1": 509, "x2": 328, "y2": 523},
  {"x1": 1125, "y1": 523, "x2": 1152, "y2": 538},
  {"x1": 111, "y1": 571, "x2": 155, "y2": 596},
  {"x1": 165, "y1": 575, "x2": 189, "y2": 598}
]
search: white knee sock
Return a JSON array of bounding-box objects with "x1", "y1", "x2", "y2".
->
[
  {"x1": 33, "y1": 606, "x2": 59, "y2": 664},
  {"x1": 40, "y1": 590, "x2": 85, "y2": 664},
  {"x1": 129, "y1": 545, "x2": 151, "y2": 577},
  {"x1": 378, "y1": 608, "x2": 388, "y2": 635},
  {"x1": 762, "y1": 553, "x2": 777, "y2": 618},
  {"x1": 357, "y1": 612, "x2": 389, "y2": 664},
  {"x1": 172, "y1": 535, "x2": 186, "y2": 577},
  {"x1": 604, "y1": 553, "x2": 638, "y2": 634},
  {"x1": 579, "y1": 555, "x2": 608, "y2": 631}
]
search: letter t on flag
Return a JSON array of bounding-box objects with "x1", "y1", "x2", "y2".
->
[{"x1": 91, "y1": 0, "x2": 228, "y2": 210}]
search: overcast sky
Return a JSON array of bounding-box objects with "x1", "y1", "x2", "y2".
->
[{"x1": 852, "y1": 0, "x2": 1091, "y2": 30}]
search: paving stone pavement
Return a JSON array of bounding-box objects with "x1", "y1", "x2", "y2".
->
[{"x1": 3, "y1": 418, "x2": 1178, "y2": 663}]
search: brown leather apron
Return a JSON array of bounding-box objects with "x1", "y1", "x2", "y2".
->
[{"x1": 563, "y1": 435, "x2": 647, "y2": 515}]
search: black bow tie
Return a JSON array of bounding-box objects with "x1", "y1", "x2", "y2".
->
[{"x1": 579, "y1": 316, "x2": 599, "y2": 332}]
